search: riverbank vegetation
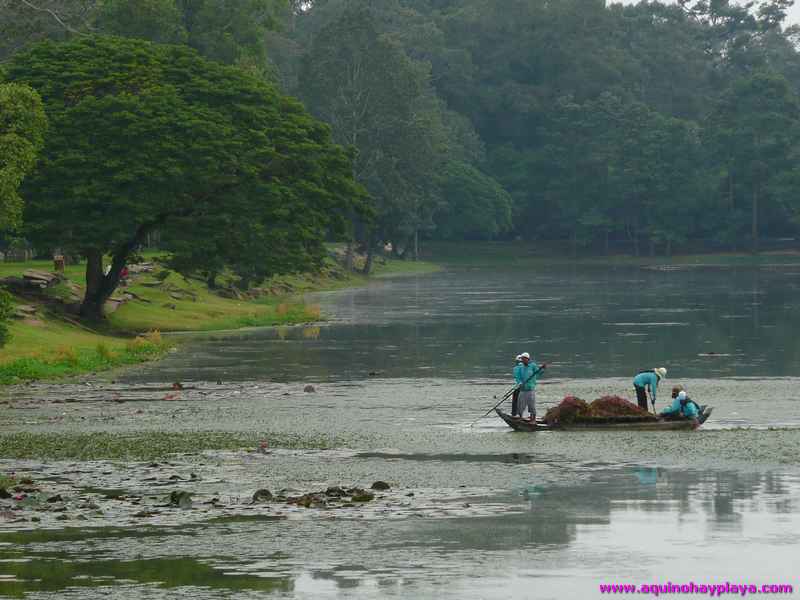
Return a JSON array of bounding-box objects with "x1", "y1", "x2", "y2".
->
[{"x1": 0, "y1": 251, "x2": 437, "y2": 383}]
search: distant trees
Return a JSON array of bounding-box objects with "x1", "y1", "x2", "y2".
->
[
  {"x1": 707, "y1": 71, "x2": 800, "y2": 253},
  {"x1": 6, "y1": 36, "x2": 364, "y2": 318},
  {"x1": 298, "y1": 8, "x2": 447, "y2": 263}
]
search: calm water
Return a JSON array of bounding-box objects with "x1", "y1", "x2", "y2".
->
[{"x1": 2, "y1": 264, "x2": 800, "y2": 598}]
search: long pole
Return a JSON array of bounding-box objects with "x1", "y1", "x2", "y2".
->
[{"x1": 469, "y1": 365, "x2": 546, "y2": 427}]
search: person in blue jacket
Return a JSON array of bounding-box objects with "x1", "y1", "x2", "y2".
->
[
  {"x1": 633, "y1": 367, "x2": 666, "y2": 412},
  {"x1": 514, "y1": 352, "x2": 547, "y2": 420},
  {"x1": 660, "y1": 390, "x2": 699, "y2": 420},
  {"x1": 511, "y1": 354, "x2": 523, "y2": 416}
]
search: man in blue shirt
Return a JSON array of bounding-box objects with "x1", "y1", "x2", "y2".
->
[{"x1": 513, "y1": 352, "x2": 547, "y2": 420}]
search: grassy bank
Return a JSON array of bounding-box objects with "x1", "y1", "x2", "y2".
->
[
  {"x1": 0, "y1": 252, "x2": 439, "y2": 384},
  {"x1": 0, "y1": 331, "x2": 170, "y2": 385}
]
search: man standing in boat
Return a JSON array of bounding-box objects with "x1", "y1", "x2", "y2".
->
[
  {"x1": 514, "y1": 352, "x2": 546, "y2": 420},
  {"x1": 633, "y1": 367, "x2": 666, "y2": 412}
]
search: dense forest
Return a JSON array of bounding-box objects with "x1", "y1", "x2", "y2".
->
[{"x1": 3, "y1": 0, "x2": 800, "y2": 313}]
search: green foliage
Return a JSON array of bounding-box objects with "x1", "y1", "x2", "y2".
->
[
  {"x1": 436, "y1": 161, "x2": 511, "y2": 240},
  {"x1": 94, "y1": 0, "x2": 188, "y2": 45},
  {"x1": 298, "y1": 7, "x2": 448, "y2": 255},
  {"x1": 6, "y1": 35, "x2": 364, "y2": 317},
  {"x1": 94, "y1": 0, "x2": 286, "y2": 73},
  {"x1": 0, "y1": 82, "x2": 47, "y2": 231},
  {"x1": 0, "y1": 289, "x2": 14, "y2": 348},
  {"x1": 707, "y1": 71, "x2": 800, "y2": 251}
]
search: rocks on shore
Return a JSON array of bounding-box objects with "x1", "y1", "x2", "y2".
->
[
  {"x1": 252, "y1": 489, "x2": 274, "y2": 503},
  {"x1": 249, "y1": 486, "x2": 378, "y2": 509}
]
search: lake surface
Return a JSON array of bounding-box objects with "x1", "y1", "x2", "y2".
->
[{"x1": 2, "y1": 264, "x2": 800, "y2": 598}]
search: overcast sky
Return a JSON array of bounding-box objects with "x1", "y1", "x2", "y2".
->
[{"x1": 615, "y1": 0, "x2": 800, "y2": 24}]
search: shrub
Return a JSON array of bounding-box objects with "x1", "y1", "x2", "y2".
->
[
  {"x1": 54, "y1": 346, "x2": 79, "y2": 367},
  {"x1": 96, "y1": 342, "x2": 116, "y2": 362},
  {"x1": 0, "y1": 290, "x2": 14, "y2": 348}
]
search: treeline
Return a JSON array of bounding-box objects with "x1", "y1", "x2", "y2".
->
[
  {"x1": 3, "y1": 0, "x2": 800, "y2": 321},
  {"x1": 268, "y1": 0, "x2": 800, "y2": 256}
]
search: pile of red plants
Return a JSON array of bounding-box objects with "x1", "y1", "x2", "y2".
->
[
  {"x1": 543, "y1": 396, "x2": 590, "y2": 425},
  {"x1": 544, "y1": 395, "x2": 656, "y2": 425},
  {"x1": 587, "y1": 396, "x2": 650, "y2": 418}
]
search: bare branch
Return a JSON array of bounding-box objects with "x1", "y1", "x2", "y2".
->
[{"x1": 18, "y1": 0, "x2": 80, "y2": 34}]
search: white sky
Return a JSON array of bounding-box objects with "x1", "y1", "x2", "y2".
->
[{"x1": 614, "y1": 0, "x2": 800, "y2": 24}]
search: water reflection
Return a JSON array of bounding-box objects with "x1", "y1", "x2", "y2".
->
[
  {"x1": 125, "y1": 266, "x2": 800, "y2": 384},
  {"x1": 1, "y1": 467, "x2": 797, "y2": 598},
  {"x1": 392, "y1": 467, "x2": 800, "y2": 553}
]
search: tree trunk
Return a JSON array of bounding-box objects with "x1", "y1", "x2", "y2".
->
[
  {"x1": 413, "y1": 229, "x2": 419, "y2": 261},
  {"x1": 79, "y1": 217, "x2": 166, "y2": 320},
  {"x1": 649, "y1": 238, "x2": 655, "y2": 257},
  {"x1": 362, "y1": 232, "x2": 375, "y2": 275},
  {"x1": 604, "y1": 230, "x2": 610, "y2": 256},
  {"x1": 751, "y1": 184, "x2": 760, "y2": 255},
  {"x1": 206, "y1": 272, "x2": 218, "y2": 290},
  {"x1": 666, "y1": 238, "x2": 672, "y2": 258},
  {"x1": 80, "y1": 248, "x2": 125, "y2": 320},
  {"x1": 344, "y1": 242, "x2": 354, "y2": 271}
]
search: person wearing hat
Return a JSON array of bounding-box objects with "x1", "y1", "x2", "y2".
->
[
  {"x1": 511, "y1": 354, "x2": 523, "y2": 417},
  {"x1": 633, "y1": 367, "x2": 666, "y2": 412},
  {"x1": 513, "y1": 352, "x2": 547, "y2": 420},
  {"x1": 660, "y1": 390, "x2": 699, "y2": 420}
]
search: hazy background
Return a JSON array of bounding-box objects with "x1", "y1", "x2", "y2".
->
[{"x1": 615, "y1": 0, "x2": 800, "y2": 23}]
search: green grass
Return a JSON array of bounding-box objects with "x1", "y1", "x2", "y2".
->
[
  {"x1": 0, "y1": 332, "x2": 170, "y2": 385},
  {"x1": 0, "y1": 430, "x2": 358, "y2": 460},
  {"x1": 371, "y1": 256, "x2": 441, "y2": 277},
  {"x1": 0, "y1": 251, "x2": 440, "y2": 384},
  {"x1": 0, "y1": 259, "x2": 86, "y2": 283}
]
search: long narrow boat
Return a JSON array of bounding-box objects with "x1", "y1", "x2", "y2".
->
[{"x1": 495, "y1": 406, "x2": 713, "y2": 432}]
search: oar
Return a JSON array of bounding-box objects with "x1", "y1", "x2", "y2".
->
[{"x1": 469, "y1": 365, "x2": 546, "y2": 427}]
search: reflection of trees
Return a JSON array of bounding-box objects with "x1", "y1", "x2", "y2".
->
[
  {"x1": 160, "y1": 266, "x2": 800, "y2": 383},
  {"x1": 0, "y1": 556, "x2": 293, "y2": 595},
  {"x1": 391, "y1": 468, "x2": 796, "y2": 554}
]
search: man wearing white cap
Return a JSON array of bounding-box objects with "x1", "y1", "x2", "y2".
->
[
  {"x1": 511, "y1": 354, "x2": 523, "y2": 417},
  {"x1": 633, "y1": 367, "x2": 667, "y2": 412},
  {"x1": 513, "y1": 352, "x2": 547, "y2": 420}
]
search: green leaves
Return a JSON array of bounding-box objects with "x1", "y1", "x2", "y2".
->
[
  {"x1": 6, "y1": 35, "x2": 363, "y2": 313},
  {"x1": 0, "y1": 82, "x2": 47, "y2": 231}
]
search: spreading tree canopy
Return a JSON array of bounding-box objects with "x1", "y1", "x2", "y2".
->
[{"x1": 6, "y1": 35, "x2": 365, "y2": 318}]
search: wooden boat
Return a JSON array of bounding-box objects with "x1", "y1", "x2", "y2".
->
[{"x1": 495, "y1": 405, "x2": 714, "y2": 432}]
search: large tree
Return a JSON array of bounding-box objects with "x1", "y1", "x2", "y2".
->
[
  {"x1": 7, "y1": 35, "x2": 364, "y2": 318},
  {"x1": 707, "y1": 70, "x2": 800, "y2": 253},
  {"x1": 0, "y1": 82, "x2": 47, "y2": 231},
  {"x1": 299, "y1": 7, "x2": 447, "y2": 263}
]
